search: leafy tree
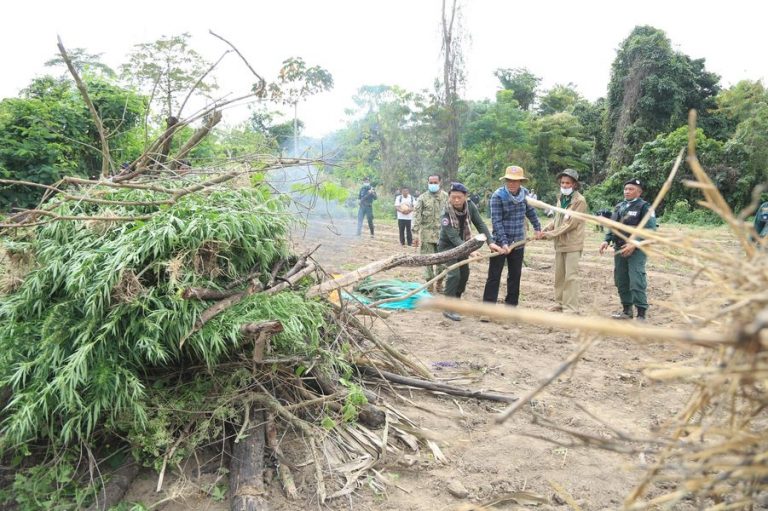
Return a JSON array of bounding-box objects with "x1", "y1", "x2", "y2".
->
[
  {"x1": 0, "y1": 76, "x2": 144, "y2": 209},
  {"x1": 494, "y1": 67, "x2": 540, "y2": 111},
  {"x1": 604, "y1": 26, "x2": 720, "y2": 170},
  {"x1": 249, "y1": 106, "x2": 302, "y2": 151},
  {"x1": 587, "y1": 126, "x2": 728, "y2": 215},
  {"x1": 335, "y1": 85, "x2": 440, "y2": 194},
  {"x1": 268, "y1": 57, "x2": 333, "y2": 155},
  {"x1": 533, "y1": 112, "x2": 592, "y2": 186},
  {"x1": 537, "y1": 83, "x2": 582, "y2": 116},
  {"x1": 44, "y1": 48, "x2": 116, "y2": 78},
  {"x1": 120, "y1": 33, "x2": 215, "y2": 119},
  {"x1": 460, "y1": 89, "x2": 533, "y2": 198}
]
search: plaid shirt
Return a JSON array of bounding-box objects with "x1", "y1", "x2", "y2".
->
[{"x1": 489, "y1": 186, "x2": 541, "y2": 246}]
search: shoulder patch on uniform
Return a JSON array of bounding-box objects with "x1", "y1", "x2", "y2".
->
[{"x1": 441, "y1": 218, "x2": 450, "y2": 226}]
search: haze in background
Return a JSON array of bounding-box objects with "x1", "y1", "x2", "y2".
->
[{"x1": 1, "y1": 0, "x2": 765, "y2": 137}]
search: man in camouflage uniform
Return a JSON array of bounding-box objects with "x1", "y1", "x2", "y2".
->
[{"x1": 413, "y1": 174, "x2": 449, "y2": 291}]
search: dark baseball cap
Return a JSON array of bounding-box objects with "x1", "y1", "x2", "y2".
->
[{"x1": 449, "y1": 182, "x2": 469, "y2": 194}]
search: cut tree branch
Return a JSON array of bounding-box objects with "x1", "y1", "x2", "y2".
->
[
  {"x1": 57, "y1": 36, "x2": 111, "y2": 178},
  {"x1": 358, "y1": 366, "x2": 517, "y2": 403},
  {"x1": 307, "y1": 234, "x2": 487, "y2": 297}
]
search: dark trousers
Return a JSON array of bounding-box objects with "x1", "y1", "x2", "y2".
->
[
  {"x1": 357, "y1": 206, "x2": 374, "y2": 236},
  {"x1": 483, "y1": 247, "x2": 525, "y2": 305},
  {"x1": 398, "y1": 219, "x2": 412, "y2": 246},
  {"x1": 444, "y1": 257, "x2": 469, "y2": 298},
  {"x1": 614, "y1": 250, "x2": 648, "y2": 309}
]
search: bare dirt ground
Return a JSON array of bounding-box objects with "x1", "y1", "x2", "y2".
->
[{"x1": 124, "y1": 217, "x2": 728, "y2": 510}]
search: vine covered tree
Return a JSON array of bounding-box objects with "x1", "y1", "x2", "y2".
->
[
  {"x1": 604, "y1": 25, "x2": 720, "y2": 170},
  {"x1": 494, "y1": 67, "x2": 540, "y2": 111}
]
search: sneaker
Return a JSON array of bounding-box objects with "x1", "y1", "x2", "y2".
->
[
  {"x1": 443, "y1": 311, "x2": 462, "y2": 322},
  {"x1": 548, "y1": 305, "x2": 563, "y2": 312},
  {"x1": 611, "y1": 311, "x2": 633, "y2": 320}
]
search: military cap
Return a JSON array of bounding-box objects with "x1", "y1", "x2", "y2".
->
[
  {"x1": 449, "y1": 182, "x2": 469, "y2": 194},
  {"x1": 624, "y1": 178, "x2": 643, "y2": 188}
]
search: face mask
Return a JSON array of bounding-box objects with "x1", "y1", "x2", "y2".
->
[
  {"x1": 560, "y1": 187, "x2": 574, "y2": 196},
  {"x1": 428, "y1": 184, "x2": 440, "y2": 193}
]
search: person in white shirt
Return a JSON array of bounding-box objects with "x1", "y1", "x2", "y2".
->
[{"x1": 394, "y1": 187, "x2": 415, "y2": 246}]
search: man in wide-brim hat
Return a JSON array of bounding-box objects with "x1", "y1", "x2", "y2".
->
[
  {"x1": 542, "y1": 169, "x2": 588, "y2": 313},
  {"x1": 482, "y1": 165, "x2": 543, "y2": 308}
]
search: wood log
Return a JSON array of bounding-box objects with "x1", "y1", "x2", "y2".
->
[
  {"x1": 182, "y1": 287, "x2": 243, "y2": 300},
  {"x1": 357, "y1": 365, "x2": 517, "y2": 403},
  {"x1": 230, "y1": 406, "x2": 269, "y2": 511},
  {"x1": 309, "y1": 369, "x2": 386, "y2": 428},
  {"x1": 307, "y1": 234, "x2": 486, "y2": 297},
  {"x1": 171, "y1": 110, "x2": 223, "y2": 168},
  {"x1": 86, "y1": 460, "x2": 139, "y2": 511}
]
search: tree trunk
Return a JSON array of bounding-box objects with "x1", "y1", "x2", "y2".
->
[
  {"x1": 172, "y1": 110, "x2": 223, "y2": 168},
  {"x1": 307, "y1": 234, "x2": 486, "y2": 296},
  {"x1": 230, "y1": 406, "x2": 269, "y2": 511},
  {"x1": 86, "y1": 461, "x2": 139, "y2": 511}
]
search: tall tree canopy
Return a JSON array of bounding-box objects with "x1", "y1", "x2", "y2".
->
[{"x1": 604, "y1": 25, "x2": 720, "y2": 170}]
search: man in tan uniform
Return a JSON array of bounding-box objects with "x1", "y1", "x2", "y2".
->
[
  {"x1": 542, "y1": 169, "x2": 588, "y2": 313},
  {"x1": 413, "y1": 174, "x2": 449, "y2": 291}
]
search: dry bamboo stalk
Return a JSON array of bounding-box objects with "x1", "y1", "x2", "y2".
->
[{"x1": 422, "y1": 297, "x2": 730, "y2": 347}]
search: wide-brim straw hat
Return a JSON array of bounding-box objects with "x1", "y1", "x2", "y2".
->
[{"x1": 499, "y1": 165, "x2": 528, "y2": 181}]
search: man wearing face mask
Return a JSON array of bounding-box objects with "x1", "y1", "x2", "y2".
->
[
  {"x1": 413, "y1": 174, "x2": 449, "y2": 291},
  {"x1": 599, "y1": 178, "x2": 656, "y2": 321},
  {"x1": 483, "y1": 166, "x2": 543, "y2": 307},
  {"x1": 542, "y1": 169, "x2": 588, "y2": 313}
]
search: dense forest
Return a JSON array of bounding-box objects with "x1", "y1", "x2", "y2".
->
[{"x1": 1, "y1": 26, "x2": 765, "y2": 223}]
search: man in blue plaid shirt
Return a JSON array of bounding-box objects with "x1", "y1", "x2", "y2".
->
[{"x1": 482, "y1": 165, "x2": 543, "y2": 306}]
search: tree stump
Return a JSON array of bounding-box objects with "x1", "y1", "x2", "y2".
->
[{"x1": 230, "y1": 406, "x2": 269, "y2": 511}]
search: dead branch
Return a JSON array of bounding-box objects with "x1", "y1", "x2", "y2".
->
[
  {"x1": 177, "y1": 51, "x2": 230, "y2": 119},
  {"x1": 308, "y1": 234, "x2": 487, "y2": 297},
  {"x1": 494, "y1": 337, "x2": 598, "y2": 424},
  {"x1": 57, "y1": 36, "x2": 111, "y2": 178},
  {"x1": 422, "y1": 297, "x2": 731, "y2": 348},
  {"x1": 358, "y1": 366, "x2": 517, "y2": 403},
  {"x1": 283, "y1": 244, "x2": 321, "y2": 280},
  {"x1": 171, "y1": 110, "x2": 223, "y2": 168},
  {"x1": 181, "y1": 287, "x2": 243, "y2": 300},
  {"x1": 265, "y1": 413, "x2": 299, "y2": 500},
  {"x1": 209, "y1": 30, "x2": 266, "y2": 96}
]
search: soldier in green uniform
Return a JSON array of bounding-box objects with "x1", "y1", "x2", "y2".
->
[
  {"x1": 438, "y1": 182, "x2": 502, "y2": 321},
  {"x1": 599, "y1": 178, "x2": 657, "y2": 321},
  {"x1": 413, "y1": 174, "x2": 449, "y2": 291},
  {"x1": 754, "y1": 201, "x2": 768, "y2": 239}
]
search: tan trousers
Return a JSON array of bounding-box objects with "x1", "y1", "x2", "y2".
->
[{"x1": 554, "y1": 251, "x2": 581, "y2": 313}]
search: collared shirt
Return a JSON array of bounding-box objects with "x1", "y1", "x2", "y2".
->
[{"x1": 489, "y1": 186, "x2": 542, "y2": 246}]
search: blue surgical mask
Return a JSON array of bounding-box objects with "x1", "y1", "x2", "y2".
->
[{"x1": 428, "y1": 184, "x2": 440, "y2": 193}]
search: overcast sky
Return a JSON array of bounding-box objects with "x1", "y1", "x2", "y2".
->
[{"x1": 2, "y1": 0, "x2": 765, "y2": 137}]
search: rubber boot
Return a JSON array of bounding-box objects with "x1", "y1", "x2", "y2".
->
[
  {"x1": 612, "y1": 304, "x2": 633, "y2": 320},
  {"x1": 636, "y1": 307, "x2": 647, "y2": 321}
]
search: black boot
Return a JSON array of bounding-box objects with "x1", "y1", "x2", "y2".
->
[
  {"x1": 636, "y1": 307, "x2": 647, "y2": 321},
  {"x1": 611, "y1": 304, "x2": 633, "y2": 320}
]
